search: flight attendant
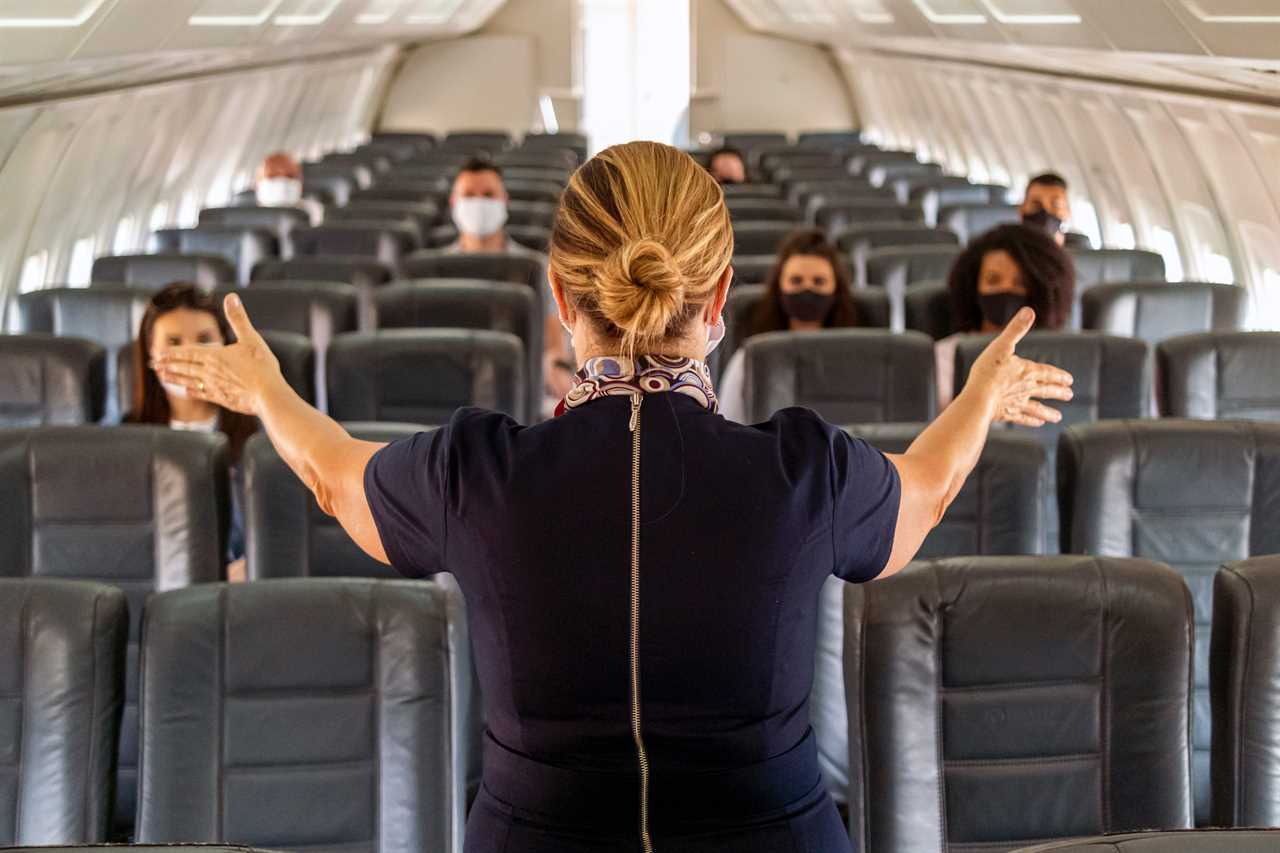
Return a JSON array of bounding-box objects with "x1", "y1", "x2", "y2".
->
[{"x1": 156, "y1": 140, "x2": 1072, "y2": 853}]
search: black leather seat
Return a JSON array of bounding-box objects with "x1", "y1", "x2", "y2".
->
[
  {"x1": 729, "y1": 255, "x2": 776, "y2": 285},
  {"x1": 1082, "y1": 281, "x2": 1246, "y2": 344},
  {"x1": 846, "y1": 555, "x2": 1194, "y2": 853},
  {"x1": 375, "y1": 280, "x2": 543, "y2": 407},
  {"x1": 904, "y1": 280, "x2": 951, "y2": 339},
  {"x1": 1058, "y1": 420, "x2": 1280, "y2": 824},
  {"x1": 726, "y1": 198, "x2": 802, "y2": 223},
  {"x1": 814, "y1": 199, "x2": 922, "y2": 231},
  {"x1": 740, "y1": 329, "x2": 934, "y2": 423},
  {"x1": 0, "y1": 427, "x2": 229, "y2": 837},
  {"x1": 136, "y1": 579, "x2": 465, "y2": 853},
  {"x1": 0, "y1": 847, "x2": 285, "y2": 852},
  {"x1": 1070, "y1": 248, "x2": 1166, "y2": 292},
  {"x1": 326, "y1": 202, "x2": 439, "y2": 244},
  {"x1": 443, "y1": 129, "x2": 512, "y2": 151},
  {"x1": 719, "y1": 183, "x2": 785, "y2": 200},
  {"x1": 327, "y1": 330, "x2": 526, "y2": 424},
  {"x1": 723, "y1": 131, "x2": 788, "y2": 149},
  {"x1": 198, "y1": 206, "x2": 311, "y2": 246},
  {"x1": 350, "y1": 183, "x2": 443, "y2": 205},
  {"x1": 813, "y1": 429, "x2": 1049, "y2": 801},
  {"x1": 13, "y1": 287, "x2": 151, "y2": 421},
  {"x1": 1211, "y1": 555, "x2": 1280, "y2": 828},
  {"x1": 504, "y1": 180, "x2": 562, "y2": 206},
  {"x1": 835, "y1": 222, "x2": 959, "y2": 255},
  {"x1": 400, "y1": 251, "x2": 545, "y2": 292},
  {"x1": 847, "y1": 149, "x2": 921, "y2": 177},
  {"x1": 290, "y1": 222, "x2": 419, "y2": 271},
  {"x1": 1157, "y1": 332, "x2": 1280, "y2": 421},
  {"x1": 938, "y1": 202, "x2": 1020, "y2": 243},
  {"x1": 150, "y1": 226, "x2": 278, "y2": 285},
  {"x1": 251, "y1": 260, "x2": 394, "y2": 331},
  {"x1": 731, "y1": 222, "x2": 797, "y2": 256},
  {"x1": 1009, "y1": 830, "x2": 1280, "y2": 852},
  {"x1": 863, "y1": 244, "x2": 961, "y2": 291},
  {"x1": 91, "y1": 254, "x2": 235, "y2": 290},
  {"x1": 0, "y1": 579, "x2": 128, "y2": 845},
  {"x1": 0, "y1": 335, "x2": 106, "y2": 426}
]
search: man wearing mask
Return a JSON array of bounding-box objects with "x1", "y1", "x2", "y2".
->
[
  {"x1": 707, "y1": 146, "x2": 748, "y2": 185},
  {"x1": 1019, "y1": 172, "x2": 1073, "y2": 247},
  {"x1": 255, "y1": 152, "x2": 323, "y2": 224}
]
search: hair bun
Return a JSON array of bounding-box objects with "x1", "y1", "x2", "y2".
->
[{"x1": 597, "y1": 238, "x2": 686, "y2": 343}]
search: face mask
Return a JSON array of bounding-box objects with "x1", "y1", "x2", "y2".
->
[
  {"x1": 256, "y1": 177, "x2": 303, "y2": 207},
  {"x1": 781, "y1": 290, "x2": 836, "y2": 324},
  {"x1": 979, "y1": 291, "x2": 1030, "y2": 327},
  {"x1": 162, "y1": 381, "x2": 190, "y2": 400},
  {"x1": 1022, "y1": 208, "x2": 1063, "y2": 236},
  {"x1": 452, "y1": 197, "x2": 508, "y2": 237}
]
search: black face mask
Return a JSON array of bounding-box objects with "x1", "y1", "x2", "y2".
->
[
  {"x1": 781, "y1": 290, "x2": 836, "y2": 324},
  {"x1": 978, "y1": 291, "x2": 1029, "y2": 327},
  {"x1": 1022, "y1": 207, "x2": 1063, "y2": 237}
]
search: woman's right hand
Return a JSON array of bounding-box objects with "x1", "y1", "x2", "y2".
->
[
  {"x1": 153, "y1": 293, "x2": 285, "y2": 416},
  {"x1": 966, "y1": 307, "x2": 1075, "y2": 428}
]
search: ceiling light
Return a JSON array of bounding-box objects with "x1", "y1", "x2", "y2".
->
[{"x1": 912, "y1": 0, "x2": 987, "y2": 25}]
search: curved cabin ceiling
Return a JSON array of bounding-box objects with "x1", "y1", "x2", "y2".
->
[
  {"x1": 0, "y1": 0, "x2": 507, "y2": 103},
  {"x1": 723, "y1": 0, "x2": 1280, "y2": 101}
]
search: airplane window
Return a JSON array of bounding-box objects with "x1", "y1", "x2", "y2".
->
[
  {"x1": 149, "y1": 203, "x2": 170, "y2": 232},
  {"x1": 19, "y1": 251, "x2": 47, "y2": 294},
  {"x1": 67, "y1": 238, "x2": 96, "y2": 287},
  {"x1": 1151, "y1": 226, "x2": 1186, "y2": 282},
  {"x1": 1071, "y1": 199, "x2": 1103, "y2": 249},
  {"x1": 1260, "y1": 269, "x2": 1280, "y2": 328},
  {"x1": 1203, "y1": 251, "x2": 1236, "y2": 285},
  {"x1": 1108, "y1": 223, "x2": 1136, "y2": 250},
  {"x1": 113, "y1": 217, "x2": 137, "y2": 255},
  {"x1": 178, "y1": 191, "x2": 200, "y2": 228}
]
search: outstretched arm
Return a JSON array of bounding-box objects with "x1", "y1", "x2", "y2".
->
[
  {"x1": 154, "y1": 293, "x2": 391, "y2": 565},
  {"x1": 880, "y1": 307, "x2": 1073, "y2": 577}
]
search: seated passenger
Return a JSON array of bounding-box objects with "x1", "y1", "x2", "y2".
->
[
  {"x1": 448, "y1": 157, "x2": 576, "y2": 413},
  {"x1": 1019, "y1": 171, "x2": 1073, "y2": 247},
  {"x1": 936, "y1": 223, "x2": 1075, "y2": 408},
  {"x1": 719, "y1": 229, "x2": 860, "y2": 422},
  {"x1": 707, "y1": 145, "x2": 748, "y2": 185},
  {"x1": 124, "y1": 283, "x2": 258, "y2": 581},
  {"x1": 255, "y1": 151, "x2": 323, "y2": 224}
]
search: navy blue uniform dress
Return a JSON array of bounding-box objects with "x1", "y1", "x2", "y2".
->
[{"x1": 364, "y1": 389, "x2": 900, "y2": 852}]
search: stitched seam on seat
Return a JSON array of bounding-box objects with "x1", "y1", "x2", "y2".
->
[
  {"x1": 218, "y1": 585, "x2": 227, "y2": 841},
  {"x1": 933, "y1": 563, "x2": 949, "y2": 853},
  {"x1": 1236, "y1": 568, "x2": 1255, "y2": 826},
  {"x1": 1099, "y1": 557, "x2": 1112, "y2": 831},
  {"x1": 371, "y1": 586, "x2": 381, "y2": 853},
  {"x1": 83, "y1": 589, "x2": 102, "y2": 837},
  {"x1": 940, "y1": 676, "x2": 1103, "y2": 693},
  {"x1": 224, "y1": 758, "x2": 376, "y2": 774},
  {"x1": 944, "y1": 753, "x2": 1100, "y2": 769},
  {"x1": 856, "y1": 586, "x2": 871, "y2": 853},
  {"x1": 13, "y1": 586, "x2": 29, "y2": 839}
]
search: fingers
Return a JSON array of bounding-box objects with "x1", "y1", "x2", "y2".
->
[
  {"x1": 992, "y1": 306, "x2": 1037, "y2": 353},
  {"x1": 1020, "y1": 400, "x2": 1063, "y2": 424},
  {"x1": 222, "y1": 293, "x2": 265, "y2": 347},
  {"x1": 1027, "y1": 361, "x2": 1073, "y2": 388}
]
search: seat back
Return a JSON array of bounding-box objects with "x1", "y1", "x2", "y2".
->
[
  {"x1": 742, "y1": 329, "x2": 934, "y2": 423},
  {"x1": 251, "y1": 258, "x2": 393, "y2": 291},
  {"x1": 720, "y1": 284, "x2": 891, "y2": 371},
  {"x1": 846, "y1": 556, "x2": 1193, "y2": 853},
  {"x1": 815, "y1": 200, "x2": 921, "y2": 231},
  {"x1": 1157, "y1": 332, "x2": 1280, "y2": 421},
  {"x1": 725, "y1": 199, "x2": 802, "y2": 223},
  {"x1": 374, "y1": 280, "x2": 543, "y2": 407},
  {"x1": 137, "y1": 579, "x2": 463, "y2": 853},
  {"x1": 1070, "y1": 248, "x2": 1166, "y2": 292},
  {"x1": 399, "y1": 251, "x2": 545, "y2": 292},
  {"x1": 0, "y1": 579, "x2": 127, "y2": 845},
  {"x1": 863, "y1": 244, "x2": 960, "y2": 291},
  {"x1": 198, "y1": 206, "x2": 311, "y2": 243},
  {"x1": 729, "y1": 255, "x2": 776, "y2": 285},
  {"x1": 903, "y1": 280, "x2": 951, "y2": 339},
  {"x1": 0, "y1": 335, "x2": 106, "y2": 426},
  {"x1": 835, "y1": 223, "x2": 959, "y2": 255},
  {"x1": 1082, "y1": 281, "x2": 1246, "y2": 345},
  {"x1": 0, "y1": 427, "x2": 228, "y2": 836},
  {"x1": 91, "y1": 255, "x2": 235, "y2": 290},
  {"x1": 1010, "y1": 830, "x2": 1280, "y2": 852},
  {"x1": 1058, "y1": 420, "x2": 1280, "y2": 824},
  {"x1": 150, "y1": 227, "x2": 278, "y2": 285},
  {"x1": 13, "y1": 288, "x2": 150, "y2": 422},
  {"x1": 327, "y1": 330, "x2": 526, "y2": 424},
  {"x1": 326, "y1": 202, "x2": 438, "y2": 243},
  {"x1": 290, "y1": 222, "x2": 418, "y2": 270},
  {"x1": 730, "y1": 222, "x2": 797, "y2": 256},
  {"x1": 1212, "y1": 556, "x2": 1280, "y2": 828},
  {"x1": 938, "y1": 203, "x2": 1020, "y2": 243}
]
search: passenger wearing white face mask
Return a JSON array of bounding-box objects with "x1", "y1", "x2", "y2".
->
[
  {"x1": 446, "y1": 158, "x2": 574, "y2": 416},
  {"x1": 254, "y1": 151, "x2": 324, "y2": 224}
]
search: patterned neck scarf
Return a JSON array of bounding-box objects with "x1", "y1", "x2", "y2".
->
[{"x1": 554, "y1": 355, "x2": 718, "y2": 417}]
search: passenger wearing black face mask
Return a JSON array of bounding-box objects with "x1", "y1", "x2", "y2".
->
[
  {"x1": 718, "y1": 229, "x2": 859, "y2": 423},
  {"x1": 707, "y1": 146, "x2": 748, "y2": 185},
  {"x1": 936, "y1": 223, "x2": 1075, "y2": 408},
  {"x1": 1020, "y1": 172, "x2": 1072, "y2": 247}
]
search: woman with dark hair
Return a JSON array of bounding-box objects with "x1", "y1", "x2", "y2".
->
[
  {"x1": 719, "y1": 228, "x2": 860, "y2": 422},
  {"x1": 937, "y1": 223, "x2": 1075, "y2": 408},
  {"x1": 125, "y1": 282, "x2": 258, "y2": 579}
]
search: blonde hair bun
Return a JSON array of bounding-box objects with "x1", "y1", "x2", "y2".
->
[{"x1": 597, "y1": 238, "x2": 686, "y2": 343}]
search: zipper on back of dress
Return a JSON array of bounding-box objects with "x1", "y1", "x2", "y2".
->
[{"x1": 628, "y1": 392, "x2": 654, "y2": 853}]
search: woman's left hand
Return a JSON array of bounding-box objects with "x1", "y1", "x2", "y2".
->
[{"x1": 154, "y1": 293, "x2": 285, "y2": 416}]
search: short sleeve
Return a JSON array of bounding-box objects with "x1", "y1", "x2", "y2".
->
[
  {"x1": 363, "y1": 429, "x2": 449, "y2": 579},
  {"x1": 831, "y1": 431, "x2": 901, "y2": 583}
]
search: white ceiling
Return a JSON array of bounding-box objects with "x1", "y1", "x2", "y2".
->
[{"x1": 0, "y1": 0, "x2": 506, "y2": 103}]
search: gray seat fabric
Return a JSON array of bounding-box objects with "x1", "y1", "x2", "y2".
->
[
  {"x1": 328, "y1": 201, "x2": 439, "y2": 243},
  {"x1": 251, "y1": 259, "x2": 393, "y2": 291},
  {"x1": 0, "y1": 427, "x2": 228, "y2": 837},
  {"x1": 846, "y1": 556, "x2": 1194, "y2": 853},
  {"x1": 814, "y1": 429, "x2": 1049, "y2": 803},
  {"x1": 719, "y1": 183, "x2": 784, "y2": 200},
  {"x1": 90, "y1": 255, "x2": 236, "y2": 290},
  {"x1": 1082, "y1": 281, "x2": 1246, "y2": 345},
  {"x1": 0, "y1": 579, "x2": 128, "y2": 845},
  {"x1": 1058, "y1": 420, "x2": 1280, "y2": 825},
  {"x1": 399, "y1": 251, "x2": 545, "y2": 293},
  {"x1": 504, "y1": 180, "x2": 562, "y2": 206},
  {"x1": 290, "y1": 223, "x2": 419, "y2": 271},
  {"x1": 198, "y1": 205, "x2": 312, "y2": 245},
  {"x1": 742, "y1": 329, "x2": 935, "y2": 424},
  {"x1": 847, "y1": 149, "x2": 920, "y2": 176},
  {"x1": 723, "y1": 131, "x2": 788, "y2": 149},
  {"x1": 1157, "y1": 332, "x2": 1280, "y2": 422},
  {"x1": 1211, "y1": 556, "x2": 1280, "y2": 828},
  {"x1": 730, "y1": 222, "x2": 796, "y2": 256},
  {"x1": 12, "y1": 287, "x2": 151, "y2": 422},
  {"x1": 374, "y1": 280, "x2": 543, "y2": 408},
  {"x1": 729, "y1": 255, "x2": 776, "y2": 285},
  {"x1": 938, "y1": 202, "x2": 1020, "y2": 243},
  {"x1": 814, "y1": 199, "x2": 921, "y2": 231},
  {"x1": 863, "y1": 244, "x2": 960, "y2": 292},
  {"x1": 726, "y1": 199, "x2": 802, "y2": 223},
  {"x1": 1011, "y1": 830, "x2": 1280, "y2": 852},
  {"x1": 327, "y1": 330, "x2": 526, "y2": 424},
  {"x1": 0, "y1": 335, "x2": 106, "y2": 426},
  {"x1": 349, "y1": 184, "x2": 443, "y2": 205},
  {"x1": 835, "y1": 223, "x2": 959, "y2": 254},
  {"x1": 443, "y1": 130, "x2": 512, "y2": 150},
  {"x1": 1070, "y1": 248, "x2": 1166, "y2": 291},
  {"x1": 150, "y1": 227, "x2": 278, "y2": 285},
  {"x1": 904, "y1": 280, "x2": 951, "y2": 339},
  {"x1": 137, "y1": 579, "x2": 464, "y2": 853}
]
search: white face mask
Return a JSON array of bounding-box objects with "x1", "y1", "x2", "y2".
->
[
  {"x1": 559, "y1": 315, "x2": 726, "y2": 358},
  {"x1": 452, "y1": 197, "x2": 509, "y2": 237},
  {"x1": 256, "y1": 177, "x2": 303, "y2": 207}
]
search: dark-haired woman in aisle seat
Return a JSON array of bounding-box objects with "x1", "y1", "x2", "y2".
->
[
  {"x1": 937, "y1": 223, "x2": 1075, "y2": 409},
  {"x1": 719, "y1": 229, "x2": 860, "y2": 422},
  {"x1": 124, "y1": 283, "x2": 257, "y2": 581}
]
